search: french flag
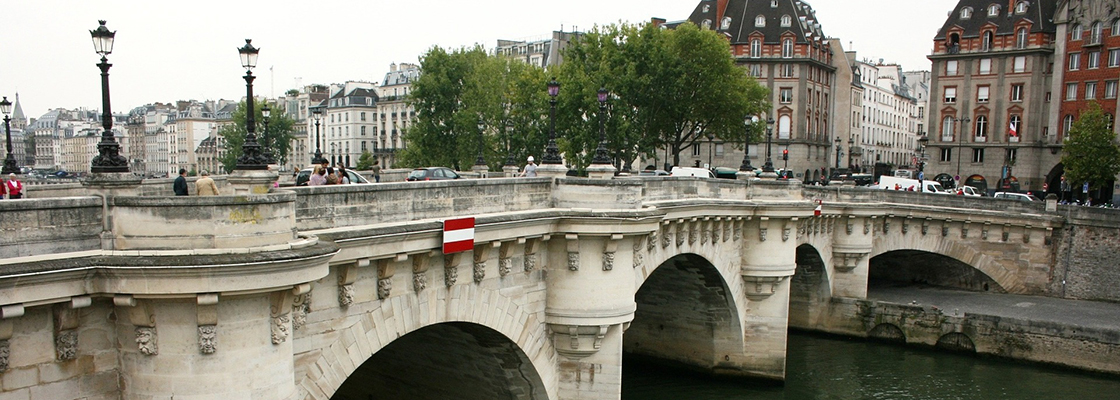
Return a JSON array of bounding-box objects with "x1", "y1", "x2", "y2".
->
[
  {"x1": 443, "y1": 217, "x2": 475, "y2": 254},
  {"x1": 1009, "y1": 121, "x2": 1018, "y2": 137}
]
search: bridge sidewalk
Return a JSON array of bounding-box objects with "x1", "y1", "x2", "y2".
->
[{"x1": 869, "y1": 284, "x2": 1120, "y2": 332}]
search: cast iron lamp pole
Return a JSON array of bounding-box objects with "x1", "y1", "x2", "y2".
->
[
  {"x1": 311, "y1": 109, "x2": 326, "y2": 165},
  {"x1": 918, "y1": 135, "x2": 929, "y2": 182},
  {"x1": 235, "y1": 39, "x2": 271, "y2": 170},
  {"x1": 89, "y1": 20, "x2": 129, "y2": 173},
  {"x1": 740, "y1": 116, "x2": 757, "y2": 171},
  {"x1": 954, "y1": 116, "x2": 970, "y2": 184},
  {"x1": 504, "y1": 121, "x2": 517, "y2": 167},
  {"x1": 542, "y1": 78, "x2": 562, "y2": 165},
  {"x1": 1, "y1": 97, "x2": 17, "y2": 175},
  {"x1": 847, "y1": 137, "x2": 854, "y2": 170},
  {"x1": 475, "y1": 117, "x2": 486, "y2": 166},
  {"x1": 762, "y1": 117, "x2": 775, "y2": 172},
  {"x1": 834, "y1": 137, "x2": 842, "y2": 169},
  {"x1": 591, "y1": 87, "x2": 612, "y2": 165}
]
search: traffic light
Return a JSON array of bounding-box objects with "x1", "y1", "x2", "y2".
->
[{"x1": 782, "y1": 149, "x2": 789, "y2": 160}]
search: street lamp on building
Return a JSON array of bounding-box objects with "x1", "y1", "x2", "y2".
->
[
  {"x1": 847, "y1": 137, "x2": 854, "y2": 170},
  {"x1": 1, "y1": 97, "x2": 17, "y2": 175},
  {"x1": 954, "y1": 116, "x2": 971, "y2": 183},
  {"x1": 89, "y1": 20, "x2": 129, "y2": 173},
  {"x1": 542, "y1": 78, "x2": 562, "y2": 165},
  {"x1": 762, "y1": 117, "x2": 776, "y2": 172},
  {"x1": 592, "y1": 87, "x2": 612, "y2": 165},
  {"x1": 834, "y1": 137, "x2": 843, "y2": 170},
  {"x1": 311, "y1": 109, "x2": 326, "y2": 165},
  {"x1": 234, "y1": 39, "x2": 271, "y2": 171},
  {"x1": 740, "y1": 116, "x2": 757, "y2": 171}
]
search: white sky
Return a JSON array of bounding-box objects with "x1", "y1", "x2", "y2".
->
[{"x1": 4, "y1": 0, "x2": 958, "y2": 119}]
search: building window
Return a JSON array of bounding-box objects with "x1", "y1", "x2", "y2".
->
[
  {"x1": 977, "y1": 86, "x2": 990, "y2": 102},
  {"x1": 972, "y1": 148, "x2": 985, "y2": 163},
  {"x1": 782, "y1": 39, "x2": 793, "y2": 58},
  {"x1": 1071, "y1": 24, "x2": 1082, "y2": 40},
  {"x1": 988, "y1": 5, "x2": 1000, "y2": 16},
  {"x1": 702, "y1": 19, "x2": 712, "y2": 29},
  {"x1": 1066, "y1": 83, "x2": 1078, "y2": 100},
  {"x1": 693, "y1": 143, "x2": 701, "y2": 156},
  {"x1": 982, "y1": 31, "x2": 994, "y2": 51},
  {"x1": 1109, "y1": 49, "x2": 1120, "y2": 67},
  {"x1": 780, "y1": 88, "x2": 793, "y2": 103},
  {"x1": 1088, "y1": 51, "x2": 1100, "y2": 68},
  {"x1": 778, "y1": 115, "x2": 791, "y2": 140},
  {"x1": 941, "y1": 148, "x2": 953, "y2": 162},
  {"x1": 1090, "y1": 22, "x2": 1103, "y2": 44},
  {"x1": 771, "y1": 0, "x2": 778, "y2": 7},
  {"x1": 361, "y1": 126, "x2": 367, "y2": 135},
  {"x1": 942, "y1": 116, "x2": 955, "y2": 140},
  {"x1": 781, "y1": 15, "x2": 791, "y2": 27},
  {"x1": 1009, "y1": 115, "x2": 1021, "y2": 139},
  {"x1": 1113, "y1": 19, "x2": 1120, "y2": 37},
  {"x1": 715, "y1": 143, "x2": 725, "y2": 156},
  {"x1": 975, "y1": 116, "x2": 988, "y2": 138},
  {"x1": 1086, "y1": 82, "x2": 1098, "y2": 99},
  {"x1": 1015, "y1": 1, "x2": 1027, "y2": 14},
  {"x1": 1016, "y1": 28, "x2": 1027, "y2": 48},
  {"x1": 1105, "y1": 81, "x2": 1118, "y2": 99},
  {"x1": 944, "y1": 87, "x2": 957, "y2": 103},
  {"x1": 1068, "y1": 53, "x2": 1080, "y2": 70},
  {"x1": 946, "y1": 60, "x2": 959, "y2": 75},
  {"x1": 979, "y1": 58, "x2": 992, "y2": 74},
  {"x1": 1007, "y1": 148, "x2": 1017, "y2": 164},
  {"x1": 961, "y1": 7, "x2": 973, "y2": 19},
  {"x1": 755, "y1": 15, "x2": 766, "y2": 27},
  {"x1": 780, "y1": 64, "x2": 794, "y2": 77},
  {"x1": 360, "y1": 112, "x2": 366, "y2": 121},
  {"x1": 720, "y1": 17, "x2": 732, "y2": 29},
  {"x1": 751, "y1": 39, "x2": 761, "y2": 57},
  {"x1": 749, "y1": 64, "x2": 762, "y2": 77},
  {"x1": 1063, "y1": 115, "x2": 1074, "y2": 135},
  {"x1": 1012, "y1": 56, "x2": 1026, "y2": 73},
  {"x1": 1011, "y1": 84, "x2": 1024, "y2": 101}
]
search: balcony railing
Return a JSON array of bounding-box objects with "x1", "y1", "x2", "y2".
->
[
  {"x1": 1009, "y1": 136, "x2": 1020, "y2": 143},
  {"x1": 974, "y1": 136, "x2": 987, "y2": 143},
  {"x1": 941, "y1": 135, "x2": 955, "y2": 142}
]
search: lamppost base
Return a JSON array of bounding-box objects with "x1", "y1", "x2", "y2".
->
[
  {"x1": 471, "y1": 164, "x2": 490, "y2": 179},
  {"x1": 503, "y1": 165, "x2": 520, "y2": 178},
  {"x1": 81, "y1": 172, "x2": 144, "y2": 198},
  {"x1": 228, "y1": 169, "x2": 279, "y2": 196},
  {"x1": 535, "y1": 163, "x2": 569, "y2": 178},
  {"x1": 759, "y1": 170, "x2": 779, "y2": 180},
  {"x1": 1, "y1": 155, "x2": 18, "y2": 175},
  {"x1": 585, "y1": 163, "x2": 617, "y2": 180}
]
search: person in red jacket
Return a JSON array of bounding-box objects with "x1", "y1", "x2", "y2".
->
[{"x1": 5, "y1": 173, "x2": 23, "y2": 199}]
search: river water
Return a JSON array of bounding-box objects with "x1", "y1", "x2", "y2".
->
[{"x1": 622, "y1": 332, "x2": 1120, "y2": 400}]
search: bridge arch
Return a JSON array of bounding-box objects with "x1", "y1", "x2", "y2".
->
[
  {"x1": 626, "y1": 252, "x2": 746, "y2": 375},
  {"x1": 790, "y1": 244, "x2": 832, "y2": 327},
  {"x1": 870, "y1": 237, "x2": 1019, "y2": 292},
  {"x1": 870, "y1": 249, "x2": 1007, "y2": 293},
  {"x1": 298, "y1": 286, "x2": 554, "y2": 400}
]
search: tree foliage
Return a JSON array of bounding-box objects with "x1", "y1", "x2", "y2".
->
[
  {"x1": 356, "y1": 150, "x2": 375, "y2": 170},
  {"x1": 1061, "y1": 102, "x2": 1120, "y2": 192},
  {"x1": 219, "y1": 99, "x2": 296, "y2": 173}
]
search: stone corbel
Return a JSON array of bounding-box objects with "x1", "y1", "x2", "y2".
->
[
  {"x1": 1023, "y1": 225, "x2": 1032, "y2": 243},
  {"x1": 701, "y1": 217, "x2": 711, "y2": 245},
  {"x1": 1045, "y1": 227, "x2": 1053, "y2": 245},
  {"x1": 444, "y1": 253, "x2": 462, "y2": 287},
  {"x1": 661, "y1": 221, "x2": 673, "y2": 248},
  {"x1": 566, "y1": 234, "x2": 580, "y2": 271},
  {"x1": 688, "y1": 218, "x2": 699, "y2": 245},
  {"x1": 902, "y1": 216, "x2": 911, "y2": 234},
  {"x1": 632, "y1": 235, "x2": 646, "y2": 269},
  {"x1": 833, "y1": 252, "x2": 867, "y2": 272},
  {"x1": 648, "y1": 230, "x2": 659, "y2": 250},
  {"x1": 603, "y1": 234, "x2": 622, "y2": 271},
  {"x1": 414, "y1": 251, "x2": 433, "y2": 291},
  {"x1": 498, "y1": 241, "x2": 515, "y2": 277},
  {"x1": 675, "y1": 220, "x2": 687, "y2": 247},
  {"x1": 473, "y1": 244, "x2": 491, "y2": 282},
  {"x1": 0, "y1": 319, "x2": 11, "y2": 373},
  {"x1": 846, "y1": 215, "x2": 855, "y2": 235},
  {"x1": 723, "y1": 218, "x2": 733, "y2": 242},
  {"x1": 548, "y1": 323, "x2": 612, "y2": 360},
  {"x1": 115, "y1": 296, "x2": 159, "y2": 356},
  {"x1": 1002, "y1": 224, "x2": 1011, "y2": 242},
  {"x1": 828, "y1": 216, "x2": 836, "y2": 234},
  {"x1": 883, "y1": 214, "x2": 893, "y2": 233},
  {"x1": 54, "y1": 301, "x2": 85, "y2": 361},
  {"x1": 865, "y1": 217, "x2": 873, "y2": 235},
  {"x1": 524, "y1": 236, "x2": 543, "y2": 272},
  {"x1": 982, "y1": 221, "x2": 991, "y2": 240},
  {"x1": 711, "y1": 218, "x2": 721, "y2": 243},
  {"x1": 783, "y1": 218, "x2": 796, "y2": 242},
  {"x1": 740, "y1": 276, "x2": 787, "y2": 301},
  {"x1": 922, "y1": 218, "x2": 931, "y2": 235},
  {"x1": 758, "y1": 217, "x2": 769, "y2": 242},
  {"x1": 338, "y1": 263, "x2": 358, "y2": 306},
  {"x1": 197, "y1": 293, "x2": 219, "y2": 354},
  {"x1": 962, "y1": 220, "x2": 971, "y2": 239},
  {"x1": 377, "y1": 255, "x2": 405, "y2": 300},
  {"x1": 733, "y1": 217, "x2": 744, "y2": 241},
  {"x1": 268, "y1": 286, "x2": 305, "y2": 345},
  {"x1": 943, "y1": 218, "x2": 952, "y2": 237}
]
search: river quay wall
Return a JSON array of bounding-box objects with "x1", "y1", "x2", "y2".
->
[{"x1": 797, "y1": 297, "x2": 1120, "y2": 375}]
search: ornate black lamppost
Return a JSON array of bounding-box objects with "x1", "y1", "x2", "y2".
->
[
  {"x1": 1, "y1": 97, "x2": 17, "y2": 175},
  {"x1": 834, "y1": 137, "x2": 843, "y2": 170},
  {"x1": 591, "y1": 87, "x2": 612, "y2": 165},
  {"x1": 311, "y1": 109, "x2": 326, "y2": 165},
  {"x1": 234, "y1": 39, "x2": 271, "y2": 170},
  {"x1": 89, "y1": 20, "x2": 129, "y2": 173},
  {"x1": 954, "y1": 116, "x2": 971, "y2": 183},
  {"x1": 847, "y1": 137, "x2": 854, "y2": 170},
  {"x1": 918, "y1": 135, "x2": 929, "y2": 182},
  {"x1": 504, "y1": 121, "x2": 517, "y2": 167},
  {"x1": 261, "y1": 104, "x2": 271, "y2": 157},
  {"x1": 740, "y1": 116, "x2": 757, "y2": 171},
  {"x1": 762, "y1": 117, "x2": 776, "y2": 173},
  {"x1": 542, "y1": 78, "x2": 563, "y2": 165},
  {"x1": 475, "y1": 117, "x2": 487, "y2": 167}
]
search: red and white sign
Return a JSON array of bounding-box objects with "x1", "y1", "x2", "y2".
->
[
  {"x1": 442, "y1": 217, "x2": 476, "y2": 254},
  {"x1": 814, "y1": 200, "x2": 822, "y2": 217}
]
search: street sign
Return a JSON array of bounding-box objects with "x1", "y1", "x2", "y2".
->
[{"x1": 442, "y1": 217, "x2": 475, "y2": 254}]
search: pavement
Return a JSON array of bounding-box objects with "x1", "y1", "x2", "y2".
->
[{"x1": 869, "y1": 284, "x2": 1120, "y2": 332}]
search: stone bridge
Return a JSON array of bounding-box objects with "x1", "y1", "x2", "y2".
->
[{"x1": 1, "y1": 174, "x2": 1111, "y2": 400}]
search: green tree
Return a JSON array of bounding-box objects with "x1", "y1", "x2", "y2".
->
[
  {"x1": 356, "y1": 150, "x2": 375, "y2": 170},
  {"x1": 1061, "y1": 102, "x2": 1120, "y2": 197},
  {"x1": 219, "y1": 99, "x2": 296, "y2": 173}
]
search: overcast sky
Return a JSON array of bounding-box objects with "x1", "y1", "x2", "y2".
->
[{"x1": 4, "y1": 0, "x2": 958, "y2": 119}]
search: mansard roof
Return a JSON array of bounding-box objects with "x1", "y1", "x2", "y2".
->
[
  {"x1": 935, "y1": 0, "x2": 1057, "y2": 39},
  {"x1": 681, "y1": 0, "x2": 828, "y2": 45}
]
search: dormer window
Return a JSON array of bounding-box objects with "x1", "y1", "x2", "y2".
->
[
  {"x1": 988, "y1": 4, "x2": 1000, "y2": 17},
  {"x1": 721, "y1": 17, "x2": 732, "y2": 30},
  {"x1": 961, "y1": 7, "x2": 973, "y2": 19},
  {"x1": 781, "y1": 15, "x2": 791, "y2": 27},
  {"x1": 702, "y1": 4, "x2": 710, "y2": 12},
  {"x1": 1015, "y1": 1, "x2": 1027, "y2": 14},
  {"x1": 1071, "y1": 24, "x2": 1082, "y2": 40},
  {"x1": 751, "y1": 39, "x2": 761, "y2": 57},
  {"x1": 771, "y1": 0, "x2": 778, "y2": 7},
  {"x1": 782, "y1": 38, "x2": 793, "y2": 58},
  {"x1": 755, "y1": 15, "x2": 766, "y2": 27},
  {"x1": 702, "y1": 19, "x2": 712, "y2": 29}
]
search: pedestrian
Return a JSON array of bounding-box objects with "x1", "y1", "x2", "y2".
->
[
  {"x1": 195, "y1": 170, "x2": 219, "y2": 196},
  {"x1": 308, "y1": 165, "x2": 326, "y2": 186},
  {"x1": 519, "y1": 156, "x2": 537, "y2": 177},
  {"x1": 371, "y1": 160, "x2": 381, "y2": 183},
  {"x1": 0, "y1": 174, "x2": 6, "y2": 199},
  {"x1": 5, "y1": 173, "x2": 22, "y2": 199},
  {"x1": 325, "y1": 167, "x2": 340, "y2": 185},
  {"x1": 1060, "y1": 175, "x2": 1071, "y2": 203},
  {"x1": 173, "y1": 168, "x2": 189, "y2": 196},
  {"x1": 337, "y1": 165, "x2": 350, "y2": 184}
]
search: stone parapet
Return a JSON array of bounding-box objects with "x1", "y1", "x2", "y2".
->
[{"x1": 108, "y1": 192, "x2": 297, "y2": 250}]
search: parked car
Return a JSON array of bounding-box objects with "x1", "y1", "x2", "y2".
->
[
  {"x1": 953, "y1": 186, "x2": 982, "y2": 197},
  {"x1": 670, "y1": 166, "x2": 714, "y2": 178},
  {"x1": 993, "y1": 192, "x2": 1040, "y2": 202},
  {"x1": 406, "y1": 167, "x2": 461, "y2": 181},
  {"x1": 295, "y1": 168, "x2": 370, "y2": 186},
  {"x1": 637, "y1": 169, "x2": 670, "y2": 176},
  {"x1": 712, "y1": 167, "x2": 740, "y2": 179}
]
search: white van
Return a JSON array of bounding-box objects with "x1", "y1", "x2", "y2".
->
[
  {"x1": 877, "y1": 175, "x2": 946, "y2": 194},
  {"x1": 670, "y1": 167, "x2": 714, "y2": 178}
]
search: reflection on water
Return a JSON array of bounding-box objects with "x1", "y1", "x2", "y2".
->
[{"x1": 622, "y1": 332, "x2": 1120, "y2": 400}]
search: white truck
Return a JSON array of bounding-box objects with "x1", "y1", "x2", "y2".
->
[{"x1": 877, "y1": 175, "x2": 946, "y2": 194}]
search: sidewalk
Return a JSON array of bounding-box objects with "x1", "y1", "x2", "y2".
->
[{"x1": 869, "y1": 284, "x2": 1120, "y2": 332}]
